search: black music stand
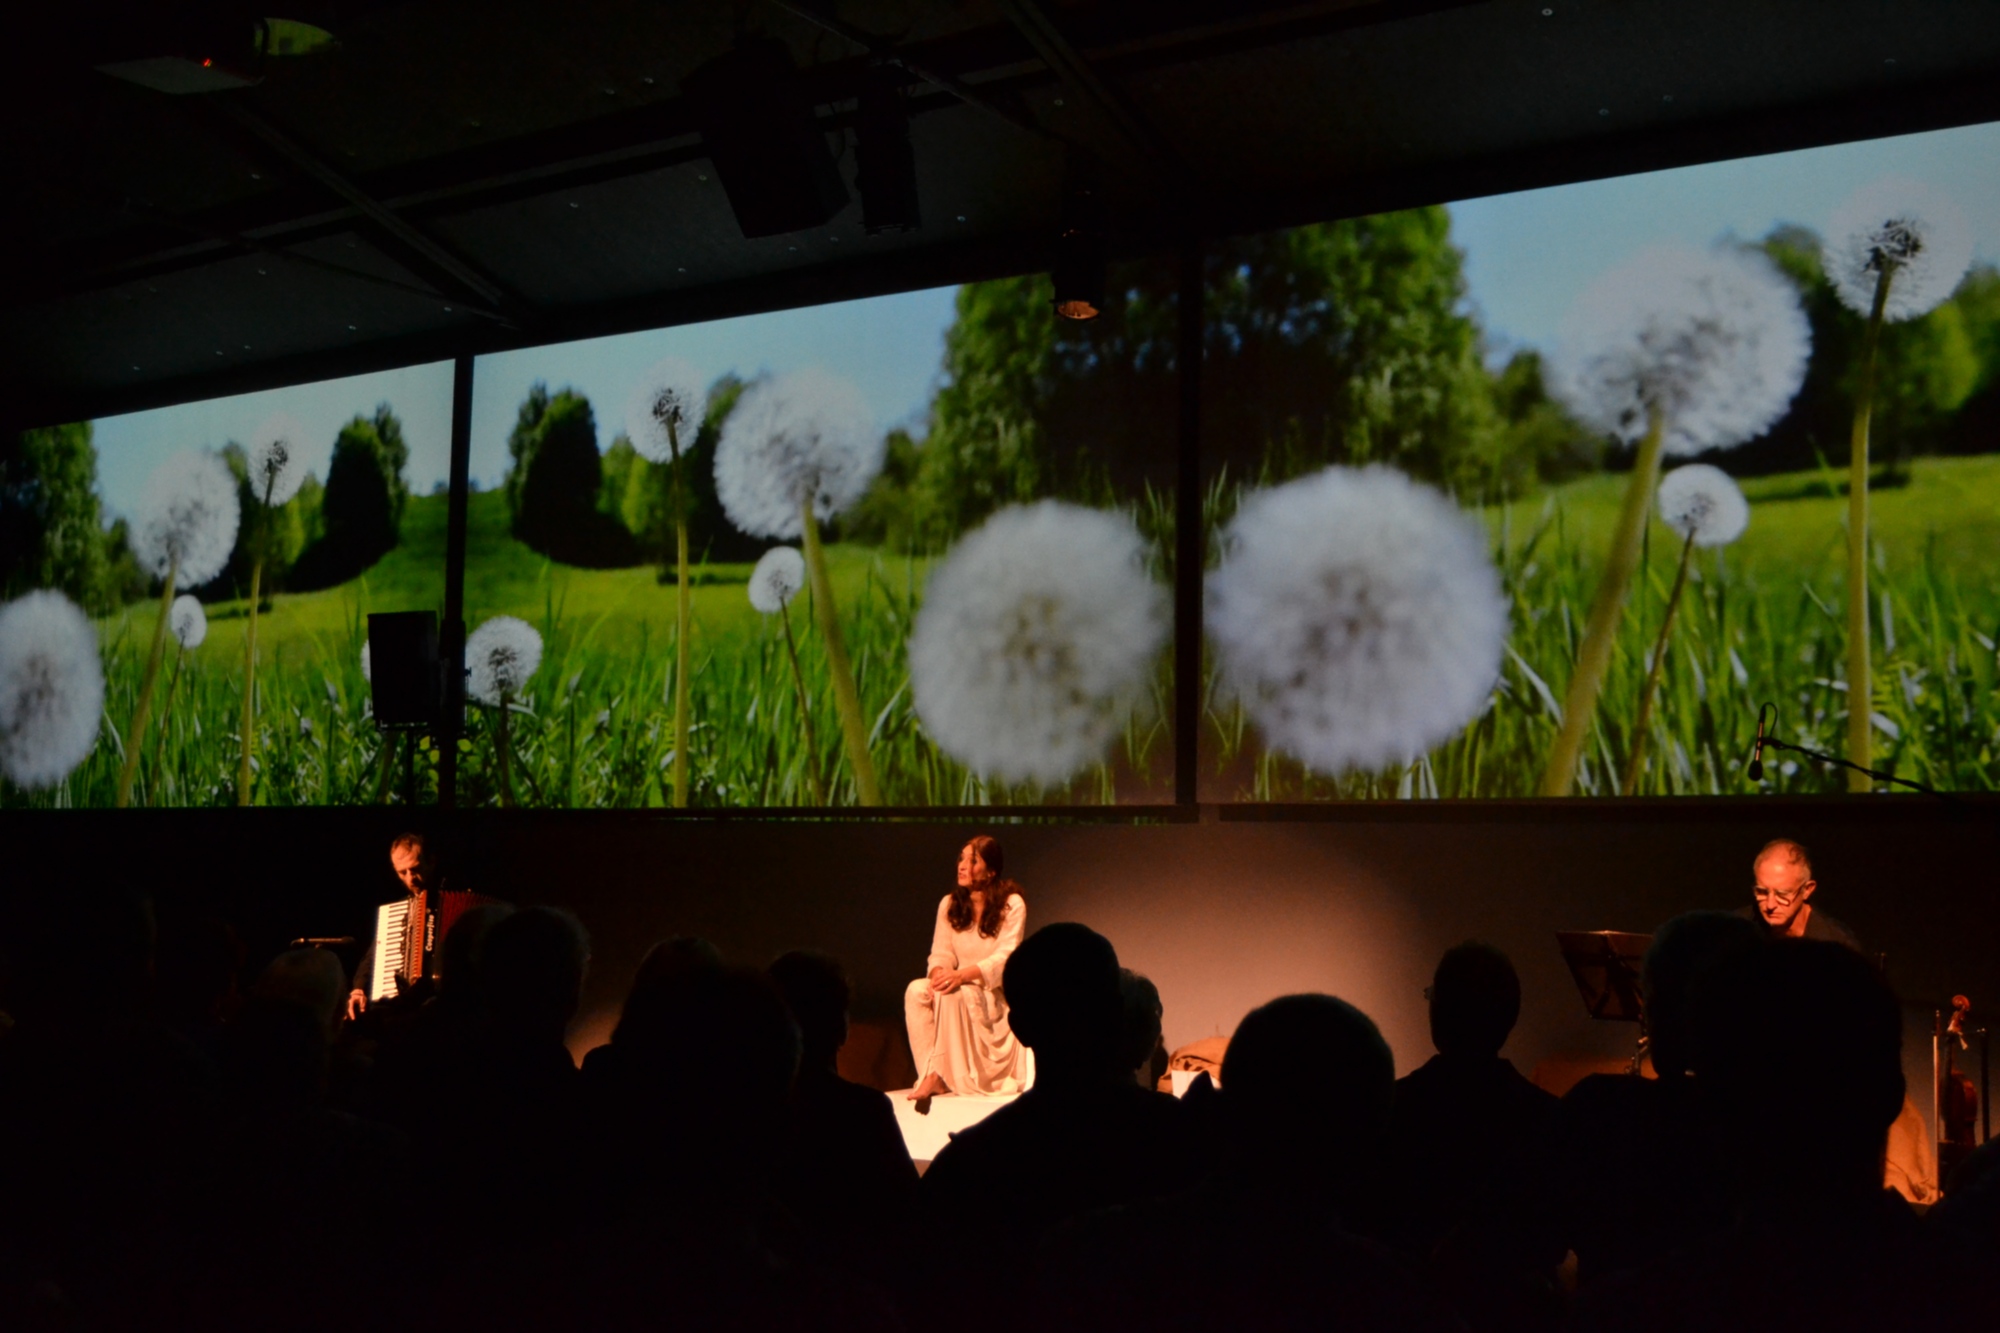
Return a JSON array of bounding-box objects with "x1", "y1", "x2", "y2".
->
[{"x1": 1557, "y1": 930, "x2": 1652, "y2": 1072}]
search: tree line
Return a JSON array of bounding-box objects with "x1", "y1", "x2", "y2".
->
[{"x1": 0, "y1": 404, "x2": 413, "y2": 614}]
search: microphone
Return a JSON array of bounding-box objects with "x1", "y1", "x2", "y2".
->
[{"x1": 1747, "y1": 703, "x2": 1772, "y2": 780}]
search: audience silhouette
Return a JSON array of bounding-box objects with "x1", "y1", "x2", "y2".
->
[{"x1": 4, "y1": 883, "x2": 1994, "y2": 1333}]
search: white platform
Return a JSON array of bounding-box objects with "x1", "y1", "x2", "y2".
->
[{"x1": 889, "y1": 1090, "x2": 1017, "y2": 1166}]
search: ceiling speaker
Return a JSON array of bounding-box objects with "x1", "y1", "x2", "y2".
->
[{"x1": 683, "y1": 39, "x2": 850, "y2": 239}]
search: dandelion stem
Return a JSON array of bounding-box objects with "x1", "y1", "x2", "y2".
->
[
  {"x1": 153, "y1": 645, "x2": 186, "y2": 803},
  {"x1": 778, "y1": 604, "x2": 827, "y2": 805},
  {"x1": 116, "y1": 559, "x2": 178, "y2": 808},
  {"x1": 1622, "y1": 530, "x2": 1696, "y2": 795},
  {"x1": 668, "y1": 419, "x2": 693, "y2": 808},
  {"x1": 1540, "y1": 409, "x2": 1667, "y2": 796},
  {"x1": 800, "y1": 497, "x2": 881, "y2": 805},
  {"x1": 239, "y1": 557, "x2": 263, "y2": 806},
  {"x1": 1846, "y1": 265, "x2": 1893, "y2": 791},
  {"x1": 496, "y1": 695, "x2": 516, "y2": 808}
]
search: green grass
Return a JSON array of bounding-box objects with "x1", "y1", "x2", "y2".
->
[
  {"x1": 13, "y1": 456, "x2": 2000, "y2": 808},
  {"x1": 1203, "y1": 453, "x2": 2000, "y2": 798}
]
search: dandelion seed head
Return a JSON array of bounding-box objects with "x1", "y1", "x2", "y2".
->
[
  {"x1": 466, "y1": 615, "x2": 543, "y2": 705},
  {"x1": 248, "y1": 412, "x2": 310, "y2": 507},
  {"x1": 1656, "y1": 463, "x2": 1750, "y2": 548},
  {"x1": 1205, "y1": 465, "x2": 1507, "y2": 774},
  {"x1": 169, "y1": 594, "x2": 208, "y2": 650},
  {"x1": 748, "y1": 546, "x2": 807, "y2": 614},
  {"x1": 0, "y1": 591, "x2": 105, "y2": 790},
  {"x1": 132, "y1": 450, "x2": 240, "y2": 587},
  {"x1": 623, "y1": 356, "x2": 709, "y2": 463},
  {"x1": 1824, "y1": 177, "x2": 1973, "y2": 322},
  {"x1": 1551, "y1": 244, "x2": 1810, "y2": 456},
  {"x1": 360, "y1": 641, "x2": 371, "y2": 683},
  {"x1": 714, "y1": 368, "x2": 884, "y2": 539},
  {"x1": 910, "y1": 500, "x2": 1167, "y2": 786}
]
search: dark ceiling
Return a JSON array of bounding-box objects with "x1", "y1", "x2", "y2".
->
[{"x1": 7, "y1": 0, "x2": 2000, "y2": 428}]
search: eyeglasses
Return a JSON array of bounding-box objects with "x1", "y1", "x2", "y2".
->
[{"x1": 1752, "y1": 882, "x2": 1811, "y2": 907}]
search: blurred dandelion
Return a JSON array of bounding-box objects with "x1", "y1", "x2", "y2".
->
[
  {"x1": 1823, "y1": 178, "x2": 1973, "y2": 788},
  {"x1": 626, "y1": 356, "x2": 710, "y2": 808},
  {"x1": 360, "y1": 641, "x2": 372, "y2": 683},
  {"x1": 153, "y1": 594, "x2": 209, "y2": 794},
  {"x1": 716, "y1": 368, "x2": 886, "y2": 803},
  {"x1": 1206, "y1": 467, "x2": 1505, "y2": 776},
  {"x1": 1542, "y1": 244, "x2": 1807, "y2": 795},
  {"x1": 467, "y1": 616, "x2": 543, "y2": 807},
  {"x1": 0, "y1": 591, "x2": 105, "y2": 791},
  {"x1": 912, "y1": 501, "x2": 1168, "y2": 787},
  {"x1": 1623, "y1": 466, "x2": 1751, "y2": 793},
  {"x1": 120, "y1": 450, "x2": 239, "y2": 806},
  {"x1": 749, "y1": 546, "x2": 822, "y2": 803}
]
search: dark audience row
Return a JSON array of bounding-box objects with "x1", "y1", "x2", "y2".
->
[{"x1": 1, "y1": 891, "x2": 1996, "y2": 1332}]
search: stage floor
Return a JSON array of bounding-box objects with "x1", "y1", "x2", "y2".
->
[{"x1": 889, "y1": 1090, "x2": 1017, "y2": 1168}]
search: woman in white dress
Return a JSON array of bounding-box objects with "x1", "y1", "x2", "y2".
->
[{"x1": 904, "y1": 835, "x2": 1032, "y2": 1099}]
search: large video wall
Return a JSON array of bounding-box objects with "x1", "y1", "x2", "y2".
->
[{"x1": 6, "y1": 120, "x2": 1998, "y2": 808}]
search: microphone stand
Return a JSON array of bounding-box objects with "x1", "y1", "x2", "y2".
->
[{"x1": 1753, "y1": 733, "x2": 1951, "y2": 799}]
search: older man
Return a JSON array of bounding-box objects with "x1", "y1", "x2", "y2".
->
[
  {"x1": 345, "y1": 832, "x2": 435, "y2": 1021},
  {"x1": 1738, "y1": 838, "x2": 1860, "y2": 950}
]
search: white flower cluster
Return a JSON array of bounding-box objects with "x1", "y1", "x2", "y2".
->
[
  {"x1": 1551, "y1": 244, "x2": 1810, "y2": 457},
  {"x1": 714, "y1": 368, "x2": 884, "y2": 539},
  {"x1": 624, "y1": 356, "x2": 709, "y2": 463},
  {"x1": 1824, "y1": 177, "x2": 1973, "y2": 323},
  {"x1": 248, "y1": 413, "x2": 310, "y2": 507},
  {"x1": 1206, "y1": 466, "x2": 1507, "y2": 775},
  {"x1": 1656, "y1": 464, "x2": 1749, "y2": 548},
  {"x1": 910, "y1": 500, "x2": 1168, "y2": 786},
  {"x1": 170, "y1": 595, "x2": 208, "y2": 650},
  {"x1": 131, "y1": 450, "x2": 241, "y2": 587},
  {"x1": 0, "y1": 591, "x2": 105, "y2": 790},
  {"x1": 748, "y1": 546, "x2": 807, "y2": 614},
  {"x1": 466, "y1": 615, "x2": 543, "y2": 705}
]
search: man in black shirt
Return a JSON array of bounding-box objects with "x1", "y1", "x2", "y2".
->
[
  {"x1": 345, "y1": 832, "x2": 433, "y2": 1020},
  {"x1": 1737, "y1": 838, "x2": 1861, "y2": 950}
]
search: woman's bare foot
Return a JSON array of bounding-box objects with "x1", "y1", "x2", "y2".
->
[{"x1": 905, "y1": 1072, "x2": 949, "y2": 1101}]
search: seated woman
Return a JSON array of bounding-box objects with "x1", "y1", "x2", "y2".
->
[{"x1": 904, "y1": 835, "x2": 1032, "y2": 1100}]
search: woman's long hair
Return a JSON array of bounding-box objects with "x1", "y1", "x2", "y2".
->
[{"x1": 947, "y1": 834, "x2": 1021, "y2": 939}]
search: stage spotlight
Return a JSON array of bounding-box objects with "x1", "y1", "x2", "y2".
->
[
  {"x1": 1051, "y1": 175, "x2": 1106, "y2": 321},
  {"x1": 854, "y1": 64, "x2": 920, "y2": 234},
  {"x1": 683, "y1": 39, "x2": 851, "y2": 239},
  {"x1": 367, "y1": 611, "x2": 440, "y2": 731}
]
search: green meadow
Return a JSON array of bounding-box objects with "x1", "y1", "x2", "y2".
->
[{"x1": 1205, "y1": 453, "x2": 2000, "y2": 799}]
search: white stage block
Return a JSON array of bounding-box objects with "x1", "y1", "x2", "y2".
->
[{"x1": 890, "y1": 1091, "x2": 1016, "y2": 1166}]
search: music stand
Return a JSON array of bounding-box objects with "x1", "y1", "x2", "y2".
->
[{"x1": 1557, "y1": 930, "x2": 1652, "y2": 1073}]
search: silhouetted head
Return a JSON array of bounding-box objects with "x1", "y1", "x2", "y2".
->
[
  {"x1": 949, "y1": 834, "x2": 1022, "y2": 938},
  {"x1": 614, "y1": 936, "x2": 724, "y2": 1052},
  {"x1": 1427, "y1": 942, "x2": 1521, "y2": 1059},
  {"x1": 438, "y1": 902, "x2": 514, "y2": 999},
  {"x1": 1118, "y1": 968, "x2": 1164, "y2": 1080},
  {"x1": 478, "y1": 907, "x2": 589, "y2": 1045},
  {"x1": 255, "y1": 947, "x2": 349, "y2": 1039},
  {"x1": 1004, "y1": 923, "x2": 1123, "y2": 1082},
  {"x1": 1224, "y1": 993, "x2": 1394, "y2": 1196},
  {"x1": 769, "y1": 950, "x2": 851, "y2": 1070},
  {"x1": 1750, "y1": 837, "x2": 1817, "y2": 935},
  {"x1": 1644, "y1": 910, "x2": 1764, "y2": 1079},
  {"x1": 1692, "y1": 938, "x2": 1903, "y2": 1198}
]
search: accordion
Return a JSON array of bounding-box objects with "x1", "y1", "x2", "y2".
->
[{"x1": 369, "y1": 889, "x2": 497, "y2": 1001}]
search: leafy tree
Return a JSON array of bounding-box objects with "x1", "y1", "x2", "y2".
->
[
  {"x1": 0, "y1": 422, "x2": 116, "y2": 613},
  {"x1": 504, "y1": 383, "x2": 635, "y2": 568},
  {"x1": 217, "y1": 441, "x2": 314, "y2": 598},
  {"x1": 292, "y1": 412, "x2": 403, "y2": 588}
]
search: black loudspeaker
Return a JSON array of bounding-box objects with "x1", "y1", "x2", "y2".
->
[
  {"x1": 855, "y1": 65, "x2": 920, "y2": 235},
  {"x1": 683, "y1": 39, "x2": 850, "y2": 238},
  {"x1": 368, "y1": 611, "x2": 440, "y2": 730}
]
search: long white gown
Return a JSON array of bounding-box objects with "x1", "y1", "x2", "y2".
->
[{"x1": 904, "y1": 892, "x2": 1033, "y2": 1095}]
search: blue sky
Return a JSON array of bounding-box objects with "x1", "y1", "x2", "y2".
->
[{"x1": 87, "y1": 119, "x2": 2000, "y2": 512}]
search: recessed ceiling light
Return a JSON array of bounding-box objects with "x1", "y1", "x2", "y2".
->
[{"x1": 347, "y1": 324, "x2": 357, "y2": 330}]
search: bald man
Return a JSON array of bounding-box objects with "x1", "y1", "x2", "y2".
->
[{"x1": 1737, "y1": 837, "x2": 1861, "y2": 950}]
